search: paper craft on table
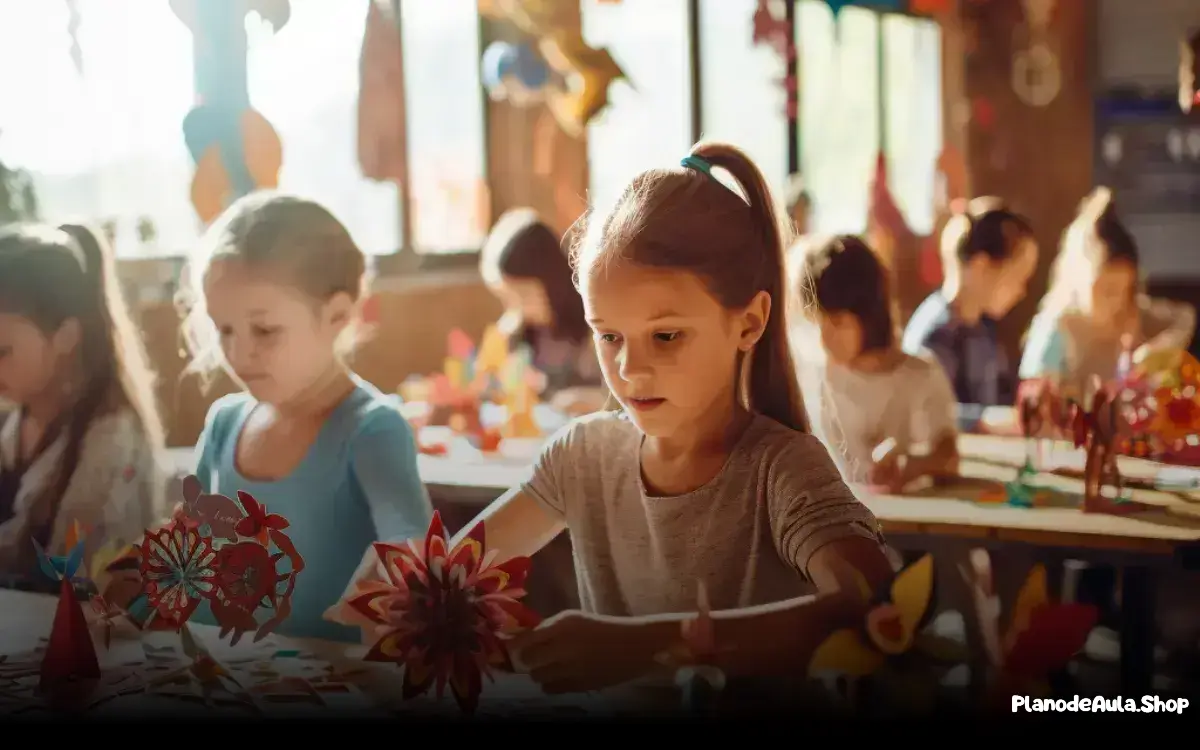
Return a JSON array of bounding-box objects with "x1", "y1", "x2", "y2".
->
[{"x1": 339, "y1": 511, "x2": 542, "y2": 714}]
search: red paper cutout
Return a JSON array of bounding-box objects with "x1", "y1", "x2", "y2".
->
[
  {"x1": 41, "y1": 577, "x2": 101, "y2": 694},
  {"x1": 344, "y1": 511, "x2": 541, "y2": 714}
]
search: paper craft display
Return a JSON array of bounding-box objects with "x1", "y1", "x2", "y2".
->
[
  {"x1": 654, "y1": 582, "x2": 727, "y2": 716},
  {"x1": 399, "y1": 326, "x2": 545, "y2": 454},
  {"x1": 808, "y1": 555, "x2": 964, "y2": 715},
  {"x1": 1120, "y1": 348, "x2": 1200, "y2": 463},
  {"x1": 1069, "y1": 384, "x2": 1151, "y2": 515},
  {"x1": 978, "y1": 379, "x2": 1072, "y2": 508},
  {"x1": 340, "y1": 511, "x2": 541, "y2": 714},
  {"x1": 481, "y1": 40, "x2": 550, "y2": 106},
  {"x1": 539, "y1": 30, "x2": 627, "y2": 138},
  {"x1": 33, "y1": 535, "x2": 101, "y2": 701},
  {"x1": 965, "y1": 550, "x2": 1098, "y2": 706}
]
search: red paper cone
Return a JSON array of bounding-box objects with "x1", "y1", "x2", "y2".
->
[{"x1": 40, "y1": 577, "x2": 101, "y2": 694}]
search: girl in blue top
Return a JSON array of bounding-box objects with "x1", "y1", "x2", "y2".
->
[{"x1": 177, "y1": 192, "x2": 434, "y2": 642}]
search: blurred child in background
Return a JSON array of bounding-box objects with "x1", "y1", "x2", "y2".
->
[
  {"x1": 1020, "y1": 187, "x2": 1195, "y2": 397},
  {"x1": 902, "y1": 198, "x2": 1038, "y2": 426},
  {"x1": 0, "y1": 223, "x2": 166, "y2": 591},
  {"x1": 480, "y1": 208, "x2": 607, "y2": 416},
  {"x1": 792, "y1": 235, "x2": 958, "y2": 492}
]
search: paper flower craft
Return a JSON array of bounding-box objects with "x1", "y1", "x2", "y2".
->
[
  {"x1": 965, "y1": 550, "x2": 1097, "y2": 706},
  {"x1": 131, "y1": 476, "x2": 305, "y2": 644},
  {"x1": 808, "y1": 554, "x2": 964, "y2": 715},
  {"x1": 342, "y1": 511, "x2": 541, "y2": 714},
  {"x1": 32, "y1": 534, "x2": 101, "y2": 698}
]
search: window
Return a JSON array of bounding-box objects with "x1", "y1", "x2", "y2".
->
[
  {"x1": 796, "y1": 2, "x2": 941, "y2": 235},
  {"x1": 0, "y1": 0, "x2": 196, "y2": 257},
  {"x1": 796, "y1": 3, "x2": 879, "y2": 235},
  {"x1": 248, "y1": 0, "x2": 401, "y2": 255},
  {"x1": 581, "y1": 0, "x2": 692, "y2": 210},
  {"x1": 697, "y1": 0, "x2": 789, "y2": 197},
  {"x1": 881, "y1": 14, "x2": 942, "y2": 235},
  {"x1": 400, "y1": 0, "x2": 488, "y2": 253}
]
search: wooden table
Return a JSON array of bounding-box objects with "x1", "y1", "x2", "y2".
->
[{"x1": 0, "y1": 590, "x2": 639, "y2": 718}]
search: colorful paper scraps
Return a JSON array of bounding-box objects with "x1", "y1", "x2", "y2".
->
[
  {"x1": 342, "y1": 511, "x2": 541, "y2": 714},
  {"x1": 32, "y1": 534, "x2": 101, "y2": 701},
  {"x1": 809, "y1": 554, "x2": 964, "y2": 715},
  {"x1": 965, "y1": 550, "x2": 1098, "y2": 706},
  {"x1": 400, "y1": 325, "x2": 545, "y2": 453}
]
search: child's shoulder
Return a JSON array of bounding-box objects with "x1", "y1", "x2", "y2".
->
[
  {"x1": 742, "y1": 415, "x2": 835, "y2": 468},
  {"x1": 332, "y1": 376, "x2": 413, "y2": 442},
  {"x1": 901, "y1": 292, "x2": 953, "y2": 349},
  {"x1": 540, "y1": 409, "x2": 639, "y2": 458}
]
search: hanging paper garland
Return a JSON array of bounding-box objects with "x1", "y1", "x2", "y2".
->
[{"x1": 751, "y1": 0, "x2": 798, "y2": 118}]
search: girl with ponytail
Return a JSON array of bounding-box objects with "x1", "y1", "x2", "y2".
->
[
  {"x1": 0, "y1": 223, "x2": 166, "y2": 591},
  {"x1": 1019, "y1": 187, "x2": 1196, "y2": 397},
  {"x1": 334, "y1": 142, "x2": 893, "y2": 692}
]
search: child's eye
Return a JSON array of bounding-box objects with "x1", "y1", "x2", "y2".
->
[
  {"x1": 0, "y1": 346, "x2": 10, "y2": 358},
  {"x1": 654, "y1": 331, "x2": 682, "y2": 343},
  {"x1": 253, "y1": 325, "x2": 281, "y2": 338},
  {"x1": 596, "y1": 333, "x2": 620, "y2": 344}
]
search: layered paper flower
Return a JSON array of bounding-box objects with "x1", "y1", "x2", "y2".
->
[{"x1": 344, "y1": 511, "x2": 541, "y2": 713}]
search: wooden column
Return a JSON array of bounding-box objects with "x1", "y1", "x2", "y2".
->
[{"x1": 951, "y1": 0, "x2": 1096, "y2": 355}]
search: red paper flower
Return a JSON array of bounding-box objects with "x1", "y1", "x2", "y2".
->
[
  {"x1": 214, "y1": 541, "x2": 278, "y2": 609},
  {"x1": 345, "y1": 511, "x2": 541, "y2": 714},
  {"x1": 139, "y1": 522, "x2": 218, "y2": 624}
]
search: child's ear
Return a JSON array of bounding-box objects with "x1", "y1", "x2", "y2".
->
[
  {"x1": 52, "y1": 317, "x2": 82, "y2": 358},
  {"x1": 738, "y1": 290, "x2": 772, "y2": 351},
  {"x1": 323, "y1": 291, "x2": 355, "y2": 331}
]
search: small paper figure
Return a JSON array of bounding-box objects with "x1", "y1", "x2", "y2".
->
[
  {"x1": 1069, "y1": 383, "x2": 1150, "y2": 515},
  {"x1": 809, "y1": 554, "x2": 963, "y2": 715},
  {"x1": 342, "y1": 511, "x2": 541, "y2": 714},
  {"x1": 655, "y1": 581, "x2": 729, "y2": 715},
  {"x1": 33, "y1": 536, "x2": 101, "y2": 697},
  {"x1": 965, "y1": 550, "x2": 1098, "y2": 706}
]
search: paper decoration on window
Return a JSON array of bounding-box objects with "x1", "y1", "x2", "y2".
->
[
  {"x1": 540, "y1": 30, "x2": 627, "y2": 138},
  {"x1": 358, "y1": 0, "x2": 407, "y2": 185},
  {"x1": 171, "y1": 0, "x2": 287, "y2": 224},
  {"x1": 751, "y1": 0, "x2": 799, "y2": 118},
  {"x1": 1011, "y1": 0, "x2": 1061, "y2": 107},
  {"x1": 481, "y1": 41, "x2": 551, "y2": 106}
]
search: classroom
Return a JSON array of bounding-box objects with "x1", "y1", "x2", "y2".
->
[{"x1": 1, "y1": 0, "x2": 1200, "y2": 721}]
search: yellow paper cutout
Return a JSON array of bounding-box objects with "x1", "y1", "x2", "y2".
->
[
  {"x1": 889, "y1": 553, "x2": 934, "y2": 645},
  {"x1": 1004, "y1": 563, "x2": 1048, "y2": 654},
  {"x1": 540, "y1": 30, "x2": 626, "y2": 137},
  {"x1": 475, "y1": 325, "x2": 509, "y2": 377},
  {"x1": 809, "y1": 629, "x2": 885, "y2": 676}
]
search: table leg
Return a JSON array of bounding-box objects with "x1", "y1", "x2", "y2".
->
[{"x1": 1119, "y1": 566, "x2": 1157, "y2": 694}]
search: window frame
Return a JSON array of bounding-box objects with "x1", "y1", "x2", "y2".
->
[{"x1": 181, "y1": 0, "x2": 941, "y2": 278}]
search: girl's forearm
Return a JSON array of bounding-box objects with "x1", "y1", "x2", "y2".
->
[
  {"x1": 620, "y1": 592, "x2": 867, "y2": 679},
  {"x1": 904, "y1": 434, "x2": 959, "y2": 481}
]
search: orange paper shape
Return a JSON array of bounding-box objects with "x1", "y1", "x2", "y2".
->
[
  {"x1": 540, "y1": 30, "x2": 626, "y2": 137},
  {"x1": 344, "y1": 511, "x2": 541, "y2": 714}
]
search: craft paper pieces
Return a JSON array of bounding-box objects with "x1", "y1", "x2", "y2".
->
[
  {"x1": 33, "y1": 535, "x2": 101, "y2": 700},
  {"x1": 965, "y1": 550, "x2": 1098, "y2": 706},
  {"x1": 808, "y1": 554, "x2": 964, "y2": 715},
  {"x1": 1069, "y1": 385, "x2": 1151, "y2": 515},
  {"x1": 342, "y1": 511, "x2": 541, "y2": 714}
]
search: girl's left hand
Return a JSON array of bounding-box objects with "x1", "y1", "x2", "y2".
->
[{"x1": 507, "y1": 610, "x2": 661, "y2": 694}]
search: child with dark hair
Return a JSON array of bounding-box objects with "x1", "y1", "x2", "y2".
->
[
  {"x1": 902, "y1": 197, "x2": 1038, "y2": 414},
  {"x1": 0, "y1": 223, "x2": 167, "y2": 590},
  {"x1": 480, "y1": 208, "x2": 606, "y2": 415},
  {"x1": 792, "y1": 235, "x2": 958, "y2": 491},
  {"x1": 1020, "y1": 187, "x2": 1195, "y2": 397}
]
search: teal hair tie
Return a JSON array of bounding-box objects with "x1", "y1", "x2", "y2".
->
[{"x1": 680, "y1": 155, "x2": 714, "y2": 177}]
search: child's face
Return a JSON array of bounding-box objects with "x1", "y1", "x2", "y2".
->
[
  {"x1": 818, "y1": 312, "x2": 862, "y2": 366},
  {"x1": 1089, "y1": 259, "x2": 1137, "y2": 327},
  {"x1": 488, "y1": 275, "x2": 552, "y2": 327},
  {"x1": 204, "y1": 260, "x2": 349, "y2": 405},
  {"x1": 980, "y1": 238, "x2": 1037, "y2": 318},
  {"x1": 0, "y1": 313, "x2": 77, "y2": 406},
  {"x1": 581, "y1": 263, "x2": 763, "y2": 437}
]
